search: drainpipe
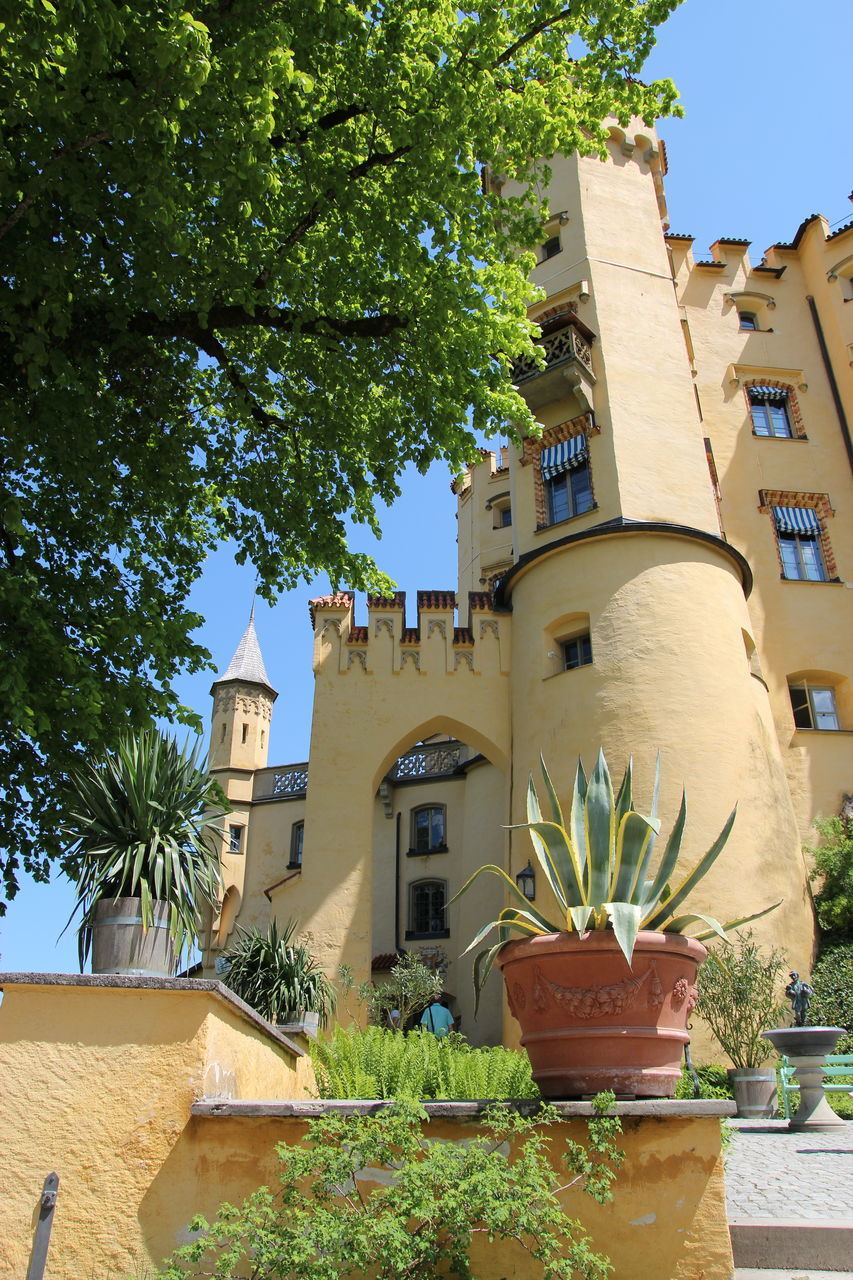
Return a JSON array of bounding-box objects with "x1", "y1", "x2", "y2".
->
[
  {"x1": 806, "y1": 295, "x2": 853, "y2": 478},
  {"x1": 395, "y1": 810, "x2": 401, "y2": 952}
]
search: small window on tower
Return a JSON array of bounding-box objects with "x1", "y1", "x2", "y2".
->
[
  {"x1": 738, "y1": 311, "x2": 758, "y2": 330},
  {"x1": 229, "y1": 825, "x2": 244, "y2": 854},
  {"x1": 541, "y1": 234, "x2": 561, "y2": 261},
  {"x1": 562, "y1": 634, "x2": 593, "y2": 670},
  {"x1": 241, "y1": 723, "x2": 249, "y2": 744},
  {"x1": 220, "y1": 723, "x2": 227, "y2": 743}
]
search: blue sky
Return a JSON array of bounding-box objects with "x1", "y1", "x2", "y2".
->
[{"x1": 2, "y1": 0, "x2": 850, "y2": 972}]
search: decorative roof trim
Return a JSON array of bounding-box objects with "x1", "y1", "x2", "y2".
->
[{"x1": 494, "y1": 517, "x2": 753, "y2": 603}]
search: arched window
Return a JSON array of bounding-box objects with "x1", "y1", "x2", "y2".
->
[
  {"x1": 410, "y1": 805, "x2": 447, "y2": 854},
  {"x1": 406, "y1": 880, "x2": 448, "y2": 939}
]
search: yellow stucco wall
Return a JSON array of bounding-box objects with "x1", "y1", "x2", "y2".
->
[{"x1": 0, "y1": 978, "x2": 312, "y2": 1279}]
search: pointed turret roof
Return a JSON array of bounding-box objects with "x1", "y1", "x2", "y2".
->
[{"x1": 211, "y1": 604, "x2": 277, "y2": 699}]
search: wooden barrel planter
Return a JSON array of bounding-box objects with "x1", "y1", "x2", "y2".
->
[
  {"x1": 90, "y1": 898, "x2": 175, "y2": 977},
  {"x1": 727, "y1": 1068, "x2": 778, "y2": 1118}
]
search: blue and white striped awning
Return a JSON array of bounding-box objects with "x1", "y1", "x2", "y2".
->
[
  {"x1": 540, "y1": 435, "x2": 588, "y2": 480},
  {"x1": 773, "y1": 505, "x2": 820, "y2": 535},
  {"x1": 749, "y1": 385, "x2": 788, "y2": 403}
]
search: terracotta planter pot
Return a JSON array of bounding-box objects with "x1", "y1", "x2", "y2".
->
[{"x1": 496, "y1": 930, "x2": 706, "y2": 1099}]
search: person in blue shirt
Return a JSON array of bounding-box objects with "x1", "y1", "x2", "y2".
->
[{"x1": 419, "y1": 998, "x2": 455, "y2": 1037}]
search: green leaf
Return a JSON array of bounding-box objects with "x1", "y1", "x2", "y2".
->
[
  {"x1": 603, "y1": 902, "x2": 642, "y2": 966},
  {"x1": 642, "y1": 806, "x2": 737, "y2": 931}
]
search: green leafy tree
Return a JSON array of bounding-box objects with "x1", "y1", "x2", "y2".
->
[
  {"x1": 808, "y1": 815, "x2": 853, "y2": 937},
  {"x1": 1, "y1": 0, "x2": 682, "y2": 903},
  {"x1": 159, "y1": 1098, "x2": 623, "y2": 1279}
]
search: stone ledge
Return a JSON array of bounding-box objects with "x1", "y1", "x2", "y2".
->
[
  {"x1": 729, "y1": 1218, "x2": 853, "y2": 1271},
  {"x1": 0, "y1": 972, "x2": 304, "y2": 1058},
  {"x1": 192, "y1": 1098, "x2": 736, "y2": 1119}
]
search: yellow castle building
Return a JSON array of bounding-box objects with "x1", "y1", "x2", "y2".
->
[{"x1": 201, "y1": 123, "x2": 853, "y2": 1049}]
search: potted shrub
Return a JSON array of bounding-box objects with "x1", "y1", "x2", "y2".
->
[
  {"x1": 220, "y1": 919, "x2": 336, "y2": 1034},
  {"x1": 62, "y1": 728, "x2": 227, "y2": 975},
  {"x1": 694, "y1": 930, "x2": 788, "y2": 1116},
  {"x1": 454, "y1": 749, "x2": 779, "y2": 1098}
]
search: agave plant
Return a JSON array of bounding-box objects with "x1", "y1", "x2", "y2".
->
[
  {"x1": 453, "y1": 749, "x2": 779, "y2": 1003},
  {"x1": 62, "y1": 728, "x2": 228, "y2": 968},
  {"x1": 221, "y1": 919, "x2": 336, "y2": 1026}
]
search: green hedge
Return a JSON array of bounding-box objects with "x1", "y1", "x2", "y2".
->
[{"x1": 809, "y1": 939, "x2": 853, "y2": 1055}]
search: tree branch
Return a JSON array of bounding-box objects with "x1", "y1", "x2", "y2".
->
[
  {"x1": 492, "y1": 8, "x2": 575, "y2": 67},
  {"x1": 254, "y1": 143, "x2": 412, "y2": 288},
  {"x1": 270, "y1": 102, "x2": 369, "y2": 148},
  {"x1": 0, "y1": 132, "x2": 111, "y2": 243},
  {"x1": 128, "y1": 305, "x2": 409, "y2": 343}
]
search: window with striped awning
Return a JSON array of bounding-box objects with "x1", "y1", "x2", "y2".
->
[
  {"x1": 749, "y1": 385, "x2": 788, "y2": 403},
  {"x1": 540, "y1": 435, "x2": 588, "y2": 480},
  {"x1": 772, "y1": 506, "x2": 820, "y2": 535}
]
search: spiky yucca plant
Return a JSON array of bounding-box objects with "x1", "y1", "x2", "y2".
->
[
  {"x1": 453, "y1": 749, "x2": 780, "y2": 1005},
  {"x1": 62, "y1": 728, "x2": 227, "y2": 969},
  {"x1": 222, "y1": 919, "x2": 336, "y2": 1026}
]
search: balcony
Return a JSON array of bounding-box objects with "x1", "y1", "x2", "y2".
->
[{"x1": 511, "y1": 318, "x2": 596, "y2": 412}]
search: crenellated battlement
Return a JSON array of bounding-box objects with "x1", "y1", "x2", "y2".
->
[{"x1": 309, "y1": 589, "x2": 510, "y2": 677}]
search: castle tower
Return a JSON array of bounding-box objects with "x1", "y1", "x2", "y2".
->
[
  {"x1": 209, "y1": 605, "x2": 277, "y2": 776},
  {"x1": 203, "y1": 608, "x2": 278, "y2": 964},
  {"x1": 480, "y1": 127, "x2": 814, "y2": 1044}
]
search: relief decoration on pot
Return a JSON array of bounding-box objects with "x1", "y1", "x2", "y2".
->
[
  {"x1": 671, "y1": 975, "x2": 699, "y2": 1013},
  {"x1": 531, "y1": 960, "x2": 663, "y2": 1018}
]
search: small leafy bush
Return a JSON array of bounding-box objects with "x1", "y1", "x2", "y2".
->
[
  {"x1": 341, "y1": 950, "x2": 446, "y2": 1030},
  {"x1": 675, "y1": 1063, "x2": 734, "y2": 1101},
  {"x1": 313, "y1": 1026, "x2": 539, "y2": 1100},
  {"x1": 808, "y1": 816, "x2": 853, "y2": 936},
  {"x1": 695, "y1": 930, "x2": 787, "y2": 1068},
  {"x1": 158, "y1": 1098, "x2": 622, "y2": 1280},
  {"x1": 809, "y1": 939, "x2": 853, "y2": 1054},
  {"x1": 222, "y1": 919, "x2": 335, "y2": 1026}
]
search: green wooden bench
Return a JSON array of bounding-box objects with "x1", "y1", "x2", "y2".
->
[{"x1": 777, "y1": 1052, "x2": 853, "y2": 1119}]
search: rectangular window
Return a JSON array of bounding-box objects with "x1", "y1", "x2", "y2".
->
[
  {"x1": 541, "y1": 234, "x2": 561, "y2": 261},
  {"x1": 229, "y1": 825, "x2": 243, "y2": 854},
  {"x1": 499, "y1": 505, "x2": 512, "y2": 527},
  {"x1": 778, "y1": 532, "x2": 826, "y2": 581},
  {"x1": 789, "y1": 685, "x2": 839, "y2": 731},
  {"x1": 749, "y1": 387, "x2": 793, "y2": 438},
  {"x1": 563, "y1": 635, "x2": 593, "y2": 670},
  {"x1": 407, "y1": 880, "x2": 448, "y2": 938},
  {"x1": 546, "y1": 462, "x2": 593, "y2": 524},
  {"x1": 289, "y1": 821, "x2": 304, "y2": 868}
]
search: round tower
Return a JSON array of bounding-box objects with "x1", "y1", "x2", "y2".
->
[
  {"x1": 209, "y1": 604, "x2": 277, "y2": 776},
  {"x1": 488, "y1": 129, "x2": 814, "y2": 1048},
  {"x1": 202, "y1": 608, "x2": 278, "y2": 969}
]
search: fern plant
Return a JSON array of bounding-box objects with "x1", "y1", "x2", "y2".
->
[{"x1": 312, "y1": 1026, "x2": 538, "y2": 1101}]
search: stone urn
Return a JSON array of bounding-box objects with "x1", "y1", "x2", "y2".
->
[
  {"x1": 497, "y1": 930, "x2": 705, "y2": 1098},
  {"x1": 762, "y1": 1025, "x2": 846, "y2": 1130}
]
